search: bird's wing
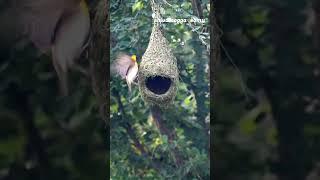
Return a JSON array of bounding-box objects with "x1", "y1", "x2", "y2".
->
[
  {"x1": 52, "y1": 2, "x2": 90, "y2": 67},
  {"x1": 17, "y1": 0, "x2": 77, "y2": 52},
  {"x1": 112, "y1": 54, "x2": 134, "y2": 79},
  {"x1": 50, "y1": 0, "x2": 90, "y2": 95}
]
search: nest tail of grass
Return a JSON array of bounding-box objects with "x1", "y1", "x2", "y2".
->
[{"x1": 138, "y1": 25, "x2": 179, "y2": 108}]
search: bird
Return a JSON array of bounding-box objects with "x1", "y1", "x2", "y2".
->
[
  {"x1": 18, "y1": 0, "x2": 91, "y2": 95},
  {"x1": 112, "y1": 54, "x2": 139, "y2": 92}
]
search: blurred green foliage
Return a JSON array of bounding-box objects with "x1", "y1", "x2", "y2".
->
[
  {"x1": 0, "y1": 1, "x2": 107, "y2": 179},
  {"x1": 214, "y1": 0, "x2": 320, "y2": 180},
  {"x1": 110, "y1": 0, "x2": 210, "y2": 179}
]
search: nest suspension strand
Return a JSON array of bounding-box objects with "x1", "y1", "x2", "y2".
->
[{"x1": 138, "y1": 1, "x2": 179, "y2": 107}]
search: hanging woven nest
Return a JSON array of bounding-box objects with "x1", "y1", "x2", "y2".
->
[{"x1": 138, "y1": 24, "x2": 179, "y2": 107}]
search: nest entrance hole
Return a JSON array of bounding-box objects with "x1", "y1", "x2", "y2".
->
[{"x1": 145, "y1": 76, "x2": 171, "y2": 95}]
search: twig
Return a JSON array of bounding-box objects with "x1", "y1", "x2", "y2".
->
[{"x1": 220, "y1": 43, "x2": 250, "y2": 101}]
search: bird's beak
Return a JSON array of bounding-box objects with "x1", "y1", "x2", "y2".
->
[{"x1": 131, "y1": 55, "x2": 137, "y2": 62}]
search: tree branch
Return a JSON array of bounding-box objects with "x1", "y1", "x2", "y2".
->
[
  {"x1": 88, "y1": 0, "x2": 109, "y2": 125},
  {"x1": 150, "y1": 106, "x2": 183, "y2": 167},
  {"x1": 210, "y1": 0, "x2": 221, "y2": 161},
  {"x1": 190, "y1": 0, "x2": 209, "y2": 151},
  {"x1": 113, "y1": 90, "x2": 164, "y2": 172},
  {"x1": 191, "y1": 0, "x2": 204, "y2": 19}
]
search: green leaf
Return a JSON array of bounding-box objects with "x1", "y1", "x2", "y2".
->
[{"x1": 132, "y1": 1, "x2": 144, "y2": 13}]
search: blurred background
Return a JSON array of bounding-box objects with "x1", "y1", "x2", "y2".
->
[
  {"x1": 214, "y1": 0, "x2": 320, "y2": 180},
  {"x1": 110, "y1": 0, "x2": 210, "y2": 179},
  {"x1": 0, "y1": 0, "x2": 107, "y2": 179}
]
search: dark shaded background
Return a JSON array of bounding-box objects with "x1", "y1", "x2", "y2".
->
[
  {"x1": 213, "y1": 0, "x2": 320, "y2": 180},
  {"x1": 0, "y1": 1, "x2": 107, "y2": 179},
  {"x1": 1, "y1": 0, "x2": 210, "y2": 179}
]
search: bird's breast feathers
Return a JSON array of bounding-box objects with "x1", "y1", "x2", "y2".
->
[{"x1": 126, "y1": 62, "x2": 139, "y2": 82}]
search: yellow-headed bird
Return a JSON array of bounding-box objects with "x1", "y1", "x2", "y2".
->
[
  {"x1": 112, "y1": 54, "x2": 139, "y2": 92},
  {"x1": 20, "y1": 0, "x2": 90, "y2": 95}
]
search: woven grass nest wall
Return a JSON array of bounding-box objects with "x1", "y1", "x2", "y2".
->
[{"x1": 138, "y1": 25, "x2": 179, "y2": 107}]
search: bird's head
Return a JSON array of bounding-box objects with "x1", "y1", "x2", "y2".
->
[
  {"x1": 80, "y1": 0, "x2": 89, "y2": 15},
  {"x1": 131, "y1": 55, "x2": 137, "y2": 62}
]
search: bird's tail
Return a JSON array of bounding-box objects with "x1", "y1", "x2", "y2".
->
[
  {"x1": 127, "y1": 81, "x2": 132, "y2": 92},
  {"x1": 52, "y1": 47, "x2": 68, "y2": 96}
]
